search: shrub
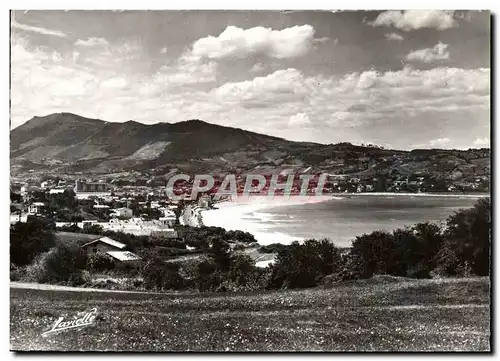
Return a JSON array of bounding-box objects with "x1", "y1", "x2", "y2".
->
[
  {"x1": 58, "y1": 223, "x2": 82, "y2": 233},
  {"x1": 209, "y1": 238, "x2": 232, "y2": 271},
  {"x1": 259, "y1": 243, "x2": 288, "y2": 254},
  {"x1": 10, "y1": 263, "x2": 26, "y2": 281},
  {"x1": 228, "y1": 254, "x2": 255, "y2": 285},
  {"x1": 350, "y1": 231, "x2": 399, "y2": 278},
  {"x1": 268, "y1": 239, "x2": 344, "y2": 289},
  {"x1": 123, "y1": 278, "x2": 144, "y2": 290},
  {"x1": 25, "y1": 243, "x2": 87, "y2": 285},
  {"x1": 141, "y1": 256, "x2": 183, "y2": 290},
  {"x1": 195, "y1": 258, "x2": 221, "y2": 292},
  {"x1": 86, "y1": 253, "x2": 115, "y2": 271},
  {"x1": 82, "y1": 224, "x2": 104, "y2": 235},
  {"x1": 392, "y1": 222, "x2": 444, "y2": 278}
]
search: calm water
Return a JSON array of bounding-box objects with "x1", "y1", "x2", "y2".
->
[{"x1": 243, "y1": 194, "x2": 488, "y2": 247}]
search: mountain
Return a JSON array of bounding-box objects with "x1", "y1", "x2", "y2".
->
[{"x1": 10, "y1": 113, "x2": 490, "y2": 183}]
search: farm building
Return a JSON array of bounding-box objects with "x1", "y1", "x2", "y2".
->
[
  {"x1": 106, "y1": 251, "x2": 141, "y2": 268},
  {"x1": 81, "y1": 236, "x2": 127, "y2": 254}
]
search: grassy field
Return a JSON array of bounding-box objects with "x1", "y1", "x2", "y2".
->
[{"x1": 10, "y1": 276, "x2": 490, "y2": 352}]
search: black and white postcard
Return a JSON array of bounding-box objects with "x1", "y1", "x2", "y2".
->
[{"x1": 9, "y1": 9, "x2": 491, "y2": 352}]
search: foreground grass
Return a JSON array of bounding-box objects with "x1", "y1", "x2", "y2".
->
[{"x1": 10, "y1": 276, "x2": 490, "y2": 352}]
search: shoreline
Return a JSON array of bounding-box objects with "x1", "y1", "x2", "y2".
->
[
  {"x1": 338, "y1": 192, "x2": 489, "y2": 198},
  {"x1": 197, "y1": 192, "x2": 487, "y2": 245}
]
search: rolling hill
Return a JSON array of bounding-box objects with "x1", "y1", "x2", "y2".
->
[{"x1": 10, "y1": 113, "x2": 490, "y2": 182}]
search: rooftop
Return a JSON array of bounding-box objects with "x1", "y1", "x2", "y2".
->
[
  {"x1": 106, "y1": 251, "x2": 141, "y2": 262},
  {"x1": 81, "y1": 236, "x2": 126, "y2": 250}
]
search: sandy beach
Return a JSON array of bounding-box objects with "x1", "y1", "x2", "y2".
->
[{"x1": 200, "y1": 195, "x2": 338, "y2": 245}]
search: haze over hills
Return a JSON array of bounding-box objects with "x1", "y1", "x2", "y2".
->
[{"x1": 10, "y1": 113, "x2": 490, "y2": 182}]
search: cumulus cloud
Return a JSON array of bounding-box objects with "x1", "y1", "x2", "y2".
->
[
  {"x1": 11, "y1": 19, "x2": 67, "y2": 38},
  {"x1": 251, "y1": 62, "x2": 265, "y2": 72},
  {"x1": 313, "y1": 37, "x2": 330, "y2": 43},
  {"x1": 289, "y1": 113, "x2": 311, "y2": 126},
  {"x1": 190, "y1": 25, "x2": 315, "y2": 59},
  {"x1": 146, "y1": 55, "x2": 218, "y2": 94},
  {"x1": 10, "y1": 31, "x2": 490, "y2": 149},
  {"x1": 429, "y1": 137, "x2": 451, "y2": 147},
  {"x1": 210, "y1": 65, "x2": 489, "y2": 144},
  {"x1": 10, "y1": 33, "x2": 223, "y2": 128},
  {"x1": 241, "y1": 66, "x2": 486, "y2": 111},
  {"x1": 213, "y1": 68, "x2": 308, "y2": 108},
  {"x1": 405, "y1": 42, "x2": 450, "y2": 63},
  {"x1": 75, "y1": 37, "x2": 109, "y2": 47},
  {"x1": 368, "y1": 10, "x2": 457, "y2": 31},
  {"x1": 385, "y1": 32, "x2": 404, "y2": 41},
  {"x1": 473, "y1": 137, "x2": 490, "y2": 147}
]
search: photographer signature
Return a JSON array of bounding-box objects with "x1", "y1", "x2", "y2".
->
[{"x1": 42, "y1": 308, "x2": 97, "y2": 337}]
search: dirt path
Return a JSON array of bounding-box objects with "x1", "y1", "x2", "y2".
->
[{"x1": 9, "y1": 281, "x2": 161, "y2": 295}]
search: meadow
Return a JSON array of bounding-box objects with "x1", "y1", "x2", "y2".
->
[{"x1": 10, "y1": 276, "x2": 490, "y2": 352}]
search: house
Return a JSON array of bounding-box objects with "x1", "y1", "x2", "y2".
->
[
  {"x1": 28, "y1": 202, "x2": 46, "y2": 215},
  {"x1": 158, "y1": 215, "x2": 176, "y2": 228},
  {"x1": 49, "y1": 187, "x2": 67, "y2": 194},
  {"x1": 74, "y1": 179, "x2": 111, "y2": 199},
  {"x1": 81, "y1": 236, "x2": 127, "y2": 254},
  {"x1": 106, "y1": 251, "x2": 141, "y2": 268},
  {"x1": 93, "y1": 204, "x2": 110, "y2": 210},
  {"x1": 198, "y1": 194, "x2": 210, "y2": 208},
  {"x1": 111, "y1": 207, "x2": 133, "y2": 219}
]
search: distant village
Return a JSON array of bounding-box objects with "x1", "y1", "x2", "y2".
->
[
  {"x1": 9, "y1": 169, "x2": 489, "y2": 271},
  {"x1": 10, "y1": 169, "x2": 490, "y2": 229}
]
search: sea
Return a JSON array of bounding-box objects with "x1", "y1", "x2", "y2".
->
[{"x1": 203, "y1": 193, "x2": 489, "y2": 247}]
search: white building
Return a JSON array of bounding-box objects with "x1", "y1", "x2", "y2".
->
[
  {"x1": 158, "y1": 216, "x2": 176, "y2": 228},
  {"x1": 94, "y1": 204, "x2": 110, "y2": 210},
  {"x1": 27, "y1": 202, "x2": 46, "y2": 215},
  {"x1": 111, "y1": 207, "x2": 133, "y2": 219},
  {"x1": 103, "y1": 218, "x2": 178, "y2": 237}
]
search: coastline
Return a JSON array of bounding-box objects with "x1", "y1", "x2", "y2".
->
[
  {"x1": 196, "y1": 192, "x2": 488, "y2": 246},
  {"x1": 340, "y1": 192, "x2": 489, "y2": 198},
  {"x1": 199, "y1": 195, "x2": 333, "y2": 245}
]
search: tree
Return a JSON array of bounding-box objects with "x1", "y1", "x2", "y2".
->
[
  {"x1": 350, "y1": 231, "x2": 398, "y2": 278},
  {"x1": 228, "y1": 254, "x2": 255, "y2": 286},
  {"x1": 437, "y1": 198, "x2": 490, "y2": 276},
  {"x1": 59, "y1": 223, "x2": 82, "y2": 233},
  {"x1": 209, "y1": 237, "x2": 231, "y2": 271},
  {"x1": 141, "y1": 256, "x2": 183, "y2": 290},
  {"x1": 25, "y1": 243, "x2": 87, "y2": 285},
  {"x1": 10, "y1": 218, "x2": 56, "y2": 266},
  {"x1": 392, "y1": 222, "x2": 444, "y2": 278},
  {"x1": 194, "y1": 257, "x2": 220, "y2": 292},
  {"x1": 82, "y1": 224, "x2": 104, "y2": 235},
  {"x1": 86, "y1": 253, "x2": 115, "y2": 271},
  {"x1": 10, "y1": 191, "x2": 22, "y2": 203},
  {"x1": 268, "y1": 239, "x2": 344, "y2": 289}
]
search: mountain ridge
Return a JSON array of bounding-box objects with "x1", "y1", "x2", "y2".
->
[{"x1": 10, "y1": 113, "x2": 490, "y2": 182}]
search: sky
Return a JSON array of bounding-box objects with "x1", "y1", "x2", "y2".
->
[{"x1": 10, "y1": 10, "x2": 490, "y2": 149}]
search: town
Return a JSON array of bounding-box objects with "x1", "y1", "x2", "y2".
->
[{"x1": 11, "y1": 167, "x2": 490, "y2": 225}]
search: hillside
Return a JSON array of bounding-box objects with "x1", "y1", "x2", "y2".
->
[
  {"x1": 10, "y1": 277, "x2": 490, "y2": 351},
  {"x1": 10, "y1": 113, "x2": 490, "y2": 184}
]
